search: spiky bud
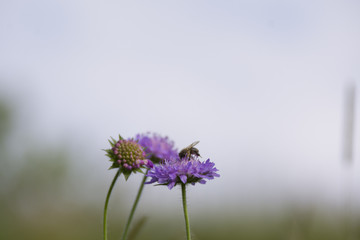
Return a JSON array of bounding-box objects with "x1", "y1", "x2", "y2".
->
[{"x1": 105, "y1": 135, "x2": 153, "y2": 179}]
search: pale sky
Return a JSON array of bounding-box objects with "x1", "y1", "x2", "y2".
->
[{"x1": 1, "y1": 0, "x2": 360, "y2": 213}]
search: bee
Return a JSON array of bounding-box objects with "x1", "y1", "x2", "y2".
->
[{"x1": 179, "y1": 141, "x2": 201, "y2": 159}]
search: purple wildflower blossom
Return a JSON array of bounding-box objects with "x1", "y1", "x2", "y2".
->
[
  {"x1": 105, "y1": 137, "x2": 153, "y2": 172},
  {"x1": 146, "y1": 158, "x2": 220, "y2": 190},
  {"x1": 135, "y1": 133, "x2": 179, "y2": 163}
]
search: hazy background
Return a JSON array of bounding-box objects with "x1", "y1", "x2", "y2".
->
[{"x1": 0, "y1": 1, "x2": 359, "y2": 239}]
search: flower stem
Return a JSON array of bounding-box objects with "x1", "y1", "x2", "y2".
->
[
  {"x1": 121, "y1": 169, "x2": 149, "y2": 240},
  {"x1": 104, "y1": 170, "x2": 121, "y2": 240},
  {"x1": 181, "y1": 183, "x2": 191, "y2": 240}
]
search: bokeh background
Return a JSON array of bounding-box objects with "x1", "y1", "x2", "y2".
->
[{"x1": 1, "y1": 1, "x2": 360, "y2": 239}]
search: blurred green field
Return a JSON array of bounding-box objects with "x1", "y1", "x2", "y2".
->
[{"x1": 1, "y1": 203, "x2": 359, "y2": 240}]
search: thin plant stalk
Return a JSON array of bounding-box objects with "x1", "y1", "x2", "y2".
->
[
  {"x1": 104, "y1": 170, "x2": 121, "y2": 240},
  {"x1": 121, "y1": 169, "x2": 149, "y2": 240},
  {"x1": 181, "y1": 183, "x2": 191, "y2": 240}
]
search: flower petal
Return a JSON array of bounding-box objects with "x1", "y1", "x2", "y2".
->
[{"x1": 179, "y1": 175, "x2": 187, "y2": 184}]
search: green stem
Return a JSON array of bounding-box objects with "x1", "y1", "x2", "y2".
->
[
  {"x1": 104, "y1": 170, "x2": 121, "y2": 240},
  {"x1": 121, "y1": 169, "x2": 149, "y2": 240},
  {"x1": 181, "y1": 183, "x2": 191, "y2": 240}
]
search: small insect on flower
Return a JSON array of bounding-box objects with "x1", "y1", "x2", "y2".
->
[{"x1": 178, "y1": 141, "x2": 201, "y2": 159}]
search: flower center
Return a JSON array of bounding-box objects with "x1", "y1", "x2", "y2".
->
[{"x1": 112, "y1": 140, "x2": 147, "y2": 170}]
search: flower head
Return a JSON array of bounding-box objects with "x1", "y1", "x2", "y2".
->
[
  {"x1": 135, "y1": 133, "x2": 179, "y2": 163},
  {"x1": 146, "y1": 157, "x2": 220, "y2": 190},
  {"x1": 105, "y1": 135, "x2": 153, "y2": 179}
]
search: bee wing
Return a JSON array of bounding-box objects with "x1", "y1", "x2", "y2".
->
[{"x1": 187, "y1": 141, "x2": 200, "y2": 148}]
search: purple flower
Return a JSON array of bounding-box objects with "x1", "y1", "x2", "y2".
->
[
  {"x1": 135, "y1": 133, "x2": 179, "y2": 163},
  {"x1": 146, "y1": 158, "x2": 220, "y2": 190},
  {"x1": 105, "y1": 136, "x2": 153, "y2": 177}
]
